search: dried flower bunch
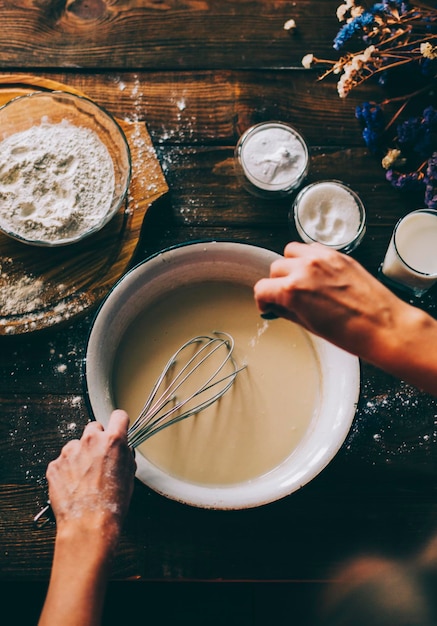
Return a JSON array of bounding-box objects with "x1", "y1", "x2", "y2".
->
[{"x1": 301, "y1": 0, "x2": 437, "y2": 208}]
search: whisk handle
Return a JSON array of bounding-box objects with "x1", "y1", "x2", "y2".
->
[{"x1": 33, "y1": 500, "x2": 54, "y2": 529}]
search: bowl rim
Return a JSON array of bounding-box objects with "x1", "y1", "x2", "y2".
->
[
  {"x1": 84, "y1": 240, "x2": 361, "y2": 509},
  {"x1": 0, "y1": 89, "x2": 132, "y2": 247}
]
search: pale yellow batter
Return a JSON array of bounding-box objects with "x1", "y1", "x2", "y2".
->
[{"x1": 112, "y1": 281, "x2": 321, "y2": 485}]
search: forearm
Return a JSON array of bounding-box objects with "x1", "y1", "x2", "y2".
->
[
  {"x1": 38, "y1": 526, "x2": 116, "y2": 626},
  {"x1": 363, "y1": 303, "x2": 437, "y2": 396}
]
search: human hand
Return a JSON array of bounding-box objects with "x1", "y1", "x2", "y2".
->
[
  {"x1": 39, "y1": 411, "x2": 136, "y2": 626},
  {"x1": 253, "y1": 241, "x2": 412, "y2": 362},
  {"x1": 46, "y1": 409, "x2": 136, "y2": 548}
]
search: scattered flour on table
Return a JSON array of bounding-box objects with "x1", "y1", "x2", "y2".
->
[
  {"x1": 0, "y1": 119, "x2": 115, "y2": 243},
  {"x1": 0, "y1": 261, "x2": 44, "y2": 315},
  {"x1": 0, "y1": 257, "x2": 69, "y2": 315},
  {"x1": 0, "y1": 259, "x2": 91, "y2": 333}
]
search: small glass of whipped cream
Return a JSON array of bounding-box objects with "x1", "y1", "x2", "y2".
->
[
  {"x1": 235, "y1": 121, "x2": 309, "y2": 197},
  {"x1": 291, "y1": 180, "x2": 366, "y2": 253}
]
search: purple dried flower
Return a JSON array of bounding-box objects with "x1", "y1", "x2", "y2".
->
[
  {"x1": 397, "y1": 116, "x2": 421, "y2": 146},
  {"x1": 423, "y1": 106, "x2": 437, "y2": 126},
  {"x1": 386, "y1": 169, "x2": 425, "y2": 191},
  {"x1": 424, "y1": 153, "x2": 437, "y2": 208},
  {"x1": 396, "y1": 106, "x2": 437, "y2": 159},
  {"x1": 421, "y1": 57, "x2": 437, "y2": 77},
  {"x1": 425, "y1": 153, "x2": 437, "y2": 181},
  {"x1": 382, "y1": 0, "x2": 411, "y2": 13},
  {"x1": 425, "y1": 186, "x2": 437, "y2": 208}
]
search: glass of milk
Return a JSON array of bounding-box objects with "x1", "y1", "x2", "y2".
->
[
  {"x1": 380, "y1": 209, "x2": 437, "y2": 296},
  {"x1": 292, "y1": 180, "x2": 366, "y2": 253},
  {"x1": 234, "y1": 121, "x2": 309, "y2": 198}
]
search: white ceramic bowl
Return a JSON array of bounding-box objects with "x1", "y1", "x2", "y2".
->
[{"x1": 85, "y1": 242, "x2": 360, "y2": 509}]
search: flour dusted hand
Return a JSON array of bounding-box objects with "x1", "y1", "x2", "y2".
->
[
  {"x1": 46, "y1": 410, "x2": 136, "y2": 548},
  {"x1": 39, "y1": 410, "x2": 136, "y2": 626},
  {"x1": 0, "y1": 120, "x2": 115, "y2": 243}
]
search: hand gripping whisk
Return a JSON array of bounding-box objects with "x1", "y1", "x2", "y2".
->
[{"x1": 33, "y1": 331, "x2": 245, "y2": 528}]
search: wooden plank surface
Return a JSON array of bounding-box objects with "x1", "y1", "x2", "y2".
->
[
  {"x1": 0, "y1": 0, "x2": 341, "y2": 69},
  {"x1": 1, "y1": 2, "x2": 437, "y2": 609},
  {"x1": 1, "y1": 68, "x2": 436, "y2": 582}
]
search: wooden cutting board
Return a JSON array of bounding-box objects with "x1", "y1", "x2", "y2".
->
[{"x1": 0, "y1": 74, "x2": 168, "y2": 335}]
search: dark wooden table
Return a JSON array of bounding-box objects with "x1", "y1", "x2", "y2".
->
[{"x1": 1, "y1": 1, "x2": 437, "y2": 623}]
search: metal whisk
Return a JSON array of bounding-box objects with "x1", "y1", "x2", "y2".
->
[
  {"x1": 127, "y1": 331, "x2": 244, "y2": 448},
  {"x1": 33, "y1": 331, "x2": 244, "y2": 528}
]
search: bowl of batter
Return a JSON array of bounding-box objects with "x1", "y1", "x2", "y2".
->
[{"x1": 85, "y1": 241, "x2": 360, "y2": 509}]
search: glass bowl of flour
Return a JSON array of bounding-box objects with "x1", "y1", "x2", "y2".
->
[{"x1": 0, "y1": 91, "x2": 131, "y2": 246}]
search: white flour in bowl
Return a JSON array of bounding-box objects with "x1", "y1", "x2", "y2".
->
[{"x1": 0, "y1": 119, "x2": 115, "y2": 243}]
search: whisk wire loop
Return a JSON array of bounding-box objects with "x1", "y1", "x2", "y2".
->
[
  {"x1": 139, "y1": 335, "x2": 230, "y2": 423},
  {"x1": 131, "y1": 367, "x2": 243, "y2": 444},
  {"x1": 127, "y1": 332, "x2": 244, "y2": 449}
]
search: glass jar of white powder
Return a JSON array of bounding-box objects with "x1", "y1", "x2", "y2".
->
[
  {"x1": 291, "y1": 180, "x2": 366, "y2": 253},
  {"x1": 235, "y1": 121, "x2": 309, "y2": 197}
]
